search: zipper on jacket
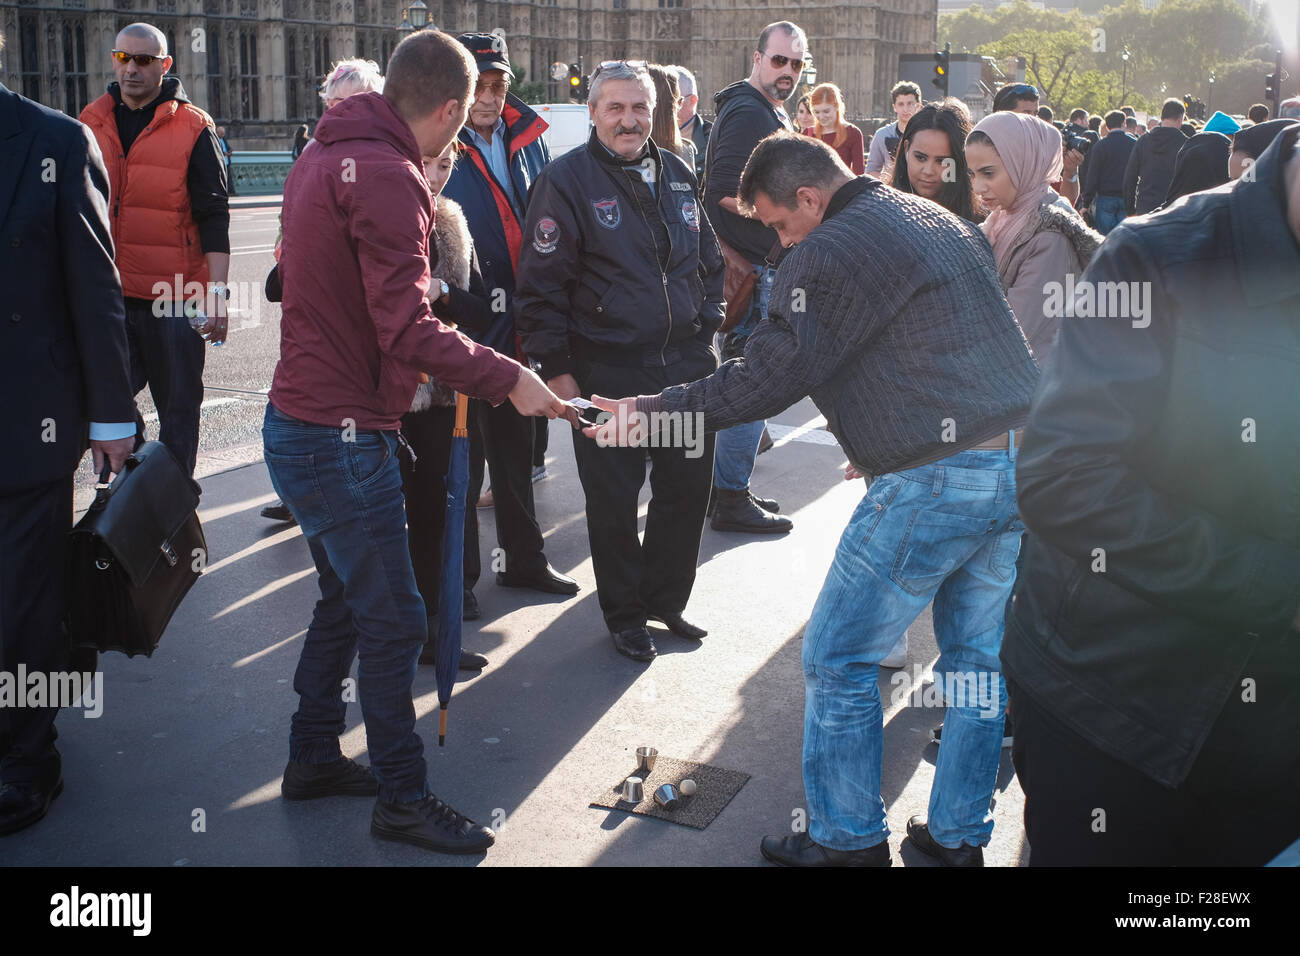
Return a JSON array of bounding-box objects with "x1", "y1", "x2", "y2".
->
[
  {"x1": 632, "y1": 179, "x2": 673, "y2": 365},
  {"x1": 621, "y1": 165, "x2": 676, "y2": 365},
  {"x1": 466, "y1": 134, "x2": 524, "y2": 226}
]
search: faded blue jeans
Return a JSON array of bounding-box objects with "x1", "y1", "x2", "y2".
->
[
  {"x1": 1093, "y1": 195, "x2": 1127, "y2": 235},
  {"x1": 262, "y1": 403, "x2": 430, "y2": 804},
  {"x1": 713, "y1": 263, "x2": 776, "y2": 490},
  {"x1": 802, "y1": 441, "x2": 1024, "y2": 851}
]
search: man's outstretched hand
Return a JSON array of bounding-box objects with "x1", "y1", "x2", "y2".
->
[
  {"x1": 581, "y1": 394, "x2": 646, "y2": 446},
  {"x1": 508, "y1": 367, "x2": 570, "y2": 419}
]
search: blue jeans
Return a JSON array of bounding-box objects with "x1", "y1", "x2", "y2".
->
[
  {"x1": 713, "y1": 264, "x2": 776, "y2": 491},
  {"x1": 262, "y1": 403, "x2": 429, "y2": 804},
  {"x1": 801, "y1": 442, "x2": 1024, "y2": 851},
  {"x1": 1093, "y1": 195, "x2": 1126, "y2": 235}
]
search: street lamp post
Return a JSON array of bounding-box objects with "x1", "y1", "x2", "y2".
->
[
  {"x1": 397, "y1": 1, "x2": 432, "y2": 35},
  {"x1": 1120, "y1": 48, "x2": 1130, "y2": 105},
  {"x1": 1208, "y1": 71, "x2": 1215, "y2": 114},
  {"x1": 801, "y1": 62, "x2": 818, "y2": 93}
]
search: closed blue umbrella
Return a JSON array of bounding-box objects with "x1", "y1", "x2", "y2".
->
[{"x1": 435, "y1": 393, "x2": 471, "y2": 745}]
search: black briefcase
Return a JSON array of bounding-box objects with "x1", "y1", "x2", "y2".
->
[{"x1": 67, "y1": 441, "x2": 207, "y2": 658}]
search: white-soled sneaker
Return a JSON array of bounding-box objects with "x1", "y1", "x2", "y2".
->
[{"x1": 880, "y1": 631, "x2": 909, "y2": 669}]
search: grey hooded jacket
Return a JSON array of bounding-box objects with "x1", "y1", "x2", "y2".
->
[{"x1": 995, "y1": 194, "x2": 1103, "y2": 364}]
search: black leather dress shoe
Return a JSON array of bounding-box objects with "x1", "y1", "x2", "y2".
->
[
  {"x1": 260, "y1": 500, "x2": 297, "y2": 524},
  {"x1": 906, "y1": 815, "x2": 984, "y2": 867},
  {"x1": 760, "y1": 832, "x2": 891, "y2": 867},
  {"x1": 418, "y1": 643, "x2": 489, "y2": 670},
  {"x1": 371, "y1": 793, "x2": 495, "y2": 854},
  {"x1": 647, "y1": 609, "x2": 708, "y2": 640},
  {"x1": 497, "y1": 565, "x2": 579, "y2": 595},
  {"x1": 281, "y1": 757, "x2": 379, "y2": 800},
  {"x1": 0, "y1": 777, "x2": 64, "y2": 836},
  {"x1": 611, "y1": 626, "x2": 657, "y2": 662},
  {"x1": 419, "y1": 618, "x2": 488, "y2": 670}
]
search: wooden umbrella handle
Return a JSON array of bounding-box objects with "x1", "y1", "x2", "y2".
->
[{"x1": 453, "y1": 393, "x2": 469, "y2": 439}]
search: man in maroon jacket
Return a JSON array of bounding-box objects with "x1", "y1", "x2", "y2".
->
[{"x1": 263, "y1": 31, "x2": 565, "y2": 856}]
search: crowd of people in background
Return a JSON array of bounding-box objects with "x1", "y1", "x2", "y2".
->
[{"x1": 3, "y1": 15, "x2": 1297, "y2": 872}]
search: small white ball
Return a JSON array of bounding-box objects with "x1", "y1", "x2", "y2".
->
[{"x1": 680, "y1": 778, "x2": 698, "y2": 796}]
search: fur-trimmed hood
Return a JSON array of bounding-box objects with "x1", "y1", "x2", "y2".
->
[
  {"x1": 997, "y1": 194, "x2": 1105, "y2": 363},
  {"x1": 1003, "y1": 194, "x2": 1103, "y2": 269},
  {"x1": 409, "y1": 195, "x2": 474, "y2": 413},
  {"x1": 430, "y1": 196, "x2": 471, "y2": 292}
]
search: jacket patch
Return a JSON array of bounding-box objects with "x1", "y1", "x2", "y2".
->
[
  {"x1": 681, "y1": 199, "x2": 700, "y2": 232},
  {"x1": 592, "y1": 197, "x2": 622, "y2": 230},
  {"x1": 532, "y1": 216, "x2": 560, "y2": 255},
  {"x1": 669, "y1": 181, "x2": 692, "y2": 192}
]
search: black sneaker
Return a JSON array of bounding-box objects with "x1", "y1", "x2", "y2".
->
[
  {"x1": 371, "y1": 793, "x2": 495, "y2": 854},
  {"x1": 281, "y1": 757, "x2": 379, "y2": 800},
  {"x1": 930, "y1": 711, "x2": 1014, "y2": 748}
]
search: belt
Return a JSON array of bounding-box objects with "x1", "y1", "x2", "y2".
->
[{"x1": 970, "y1": 428, "x2": 1024, "y2": 451}]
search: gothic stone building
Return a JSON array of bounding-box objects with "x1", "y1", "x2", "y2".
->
[{"x1": 1, "y1": 1, "x2": 936, "y2": 149}]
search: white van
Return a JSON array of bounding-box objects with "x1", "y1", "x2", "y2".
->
[{"x1": 534, "y1": 103, "x2": 591, "y2": 159}]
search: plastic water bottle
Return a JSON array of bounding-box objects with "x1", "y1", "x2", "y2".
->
[{"x1": 184, "y1": 299, "x2": 221, "y2": 346}]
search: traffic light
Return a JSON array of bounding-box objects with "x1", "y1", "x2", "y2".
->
[
  {"x1": 933, "y1": 43, "x2": 950, "y2": 95},
  {"x1": 567, "y1": 62, "x2": 584, "y2": 101},
  {"x1": 1265, "y1": 72, "x2": 1276, "y2": 100}
]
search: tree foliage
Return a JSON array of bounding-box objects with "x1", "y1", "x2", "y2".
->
[
  {"x1": 939, "y1": 0, "x2": 1285, "y2": 116},
  {"x1": 511, "y1": 64, "x2": 548, "y2": 105}
]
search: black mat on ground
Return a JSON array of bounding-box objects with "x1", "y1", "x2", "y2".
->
[{"x1": 589, "y1": 755, "x2": 750, "y2": 830}]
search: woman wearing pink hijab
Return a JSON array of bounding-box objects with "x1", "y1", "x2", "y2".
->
[{"x1": 966, "y1": 111, "x2": 1102, "y2": 363}]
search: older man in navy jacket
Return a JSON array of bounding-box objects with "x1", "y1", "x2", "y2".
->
[{"x1": 0, "y1": 60, "x2": 136, "y2": 835}]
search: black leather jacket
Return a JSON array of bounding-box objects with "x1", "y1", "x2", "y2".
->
[
  {"x1": 516, "y1": 130, "x2": 725, "y2": 380},
  {"x1": 1004, "y1": 124, "x2": 1300, "y2": 788}
]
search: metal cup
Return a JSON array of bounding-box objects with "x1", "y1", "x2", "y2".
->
[
  {"x1": 622, "y1": 776, "x2": 644, "y2": 803},
  {"x1": 653, "y1": 783, "x2": 679, "y2": 811},
  {"x1": 636, "y1": 746, "x2": 657, "y2": 776}
]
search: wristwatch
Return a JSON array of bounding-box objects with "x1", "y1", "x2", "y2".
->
[
  {"x1": 209, "y1": 282, "x2": 231, "y2": 300},
  {"x1": 438, "y1": 279, "x2": 450, "y2": 298}
]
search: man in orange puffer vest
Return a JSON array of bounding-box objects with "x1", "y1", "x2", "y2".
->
[{"x1": 80, "y1": 22, "x2": 230, "y2": 477}]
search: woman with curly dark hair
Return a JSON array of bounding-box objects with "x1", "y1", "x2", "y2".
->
[{"x1": 888, "y1": 98, "x2": 983, "y2": 223}]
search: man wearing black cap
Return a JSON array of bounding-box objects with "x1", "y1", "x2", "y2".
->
[{"x1": 442, "y1": 33, "x2": 579, "y2": 615}]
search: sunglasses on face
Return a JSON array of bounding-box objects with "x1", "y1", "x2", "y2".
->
[
  {"x1": 112, "y1": 50, "x2": 166, "y2": 67},
  {"x1": 475, "y1": 79, "x2": 509, "y2": 97},
  {"x1": 764, "y1": 53, "x2": 806, "y2": 74},
  {"x1": 592, "y1": 59, "x2": 649, "y2": 78}
]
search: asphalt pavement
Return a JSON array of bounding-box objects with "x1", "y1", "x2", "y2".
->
[{"x1": 33, "y1": 197, "x2": 1028, "y2": 867}]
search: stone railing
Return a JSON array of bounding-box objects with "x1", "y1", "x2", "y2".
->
[{"x1": 230, "y1": 151, "x2": 295, "y2": 194}]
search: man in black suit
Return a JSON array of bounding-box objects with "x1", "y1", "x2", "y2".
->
[{"x1": 0, "y1": 33, "x2": 137, "y2": 836}]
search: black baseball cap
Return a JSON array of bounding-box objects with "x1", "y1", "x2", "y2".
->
[{"x1": 457, "y1": 32, "x2": 513, "y2": 79}]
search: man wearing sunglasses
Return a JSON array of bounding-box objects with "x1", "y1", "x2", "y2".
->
[
  {"x1": 701, "y1": 20, "x2": 809, "y2": 535},
  {"x1": 80, "y1": 22, "x2": 230, "y2": 478}
]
